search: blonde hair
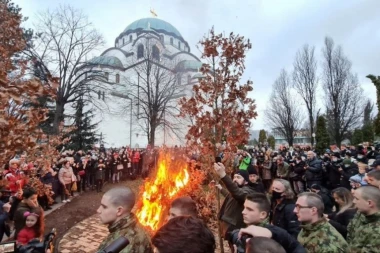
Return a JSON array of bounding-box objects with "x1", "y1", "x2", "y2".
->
[
  {"x1": 271, "y1": 179, "x2": 295, "y2": 199},
  {"x1": 332, "y1": 187, "x2": 354, "y2": 214}
]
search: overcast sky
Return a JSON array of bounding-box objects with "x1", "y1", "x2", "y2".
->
[{"x1": 13, "y1": 0, "x2": 380, "y2": 140}]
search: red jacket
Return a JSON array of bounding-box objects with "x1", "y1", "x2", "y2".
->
[
  {"x1": 132, "y1": 152, "x2": 140, "y2": 163},
  {"x1": 17, "y1": 226, "x2": 37, "y2": 245}
]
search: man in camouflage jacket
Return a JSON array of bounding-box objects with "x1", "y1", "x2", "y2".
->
[
  {"x1": 97, "y1": 187, "x2": 152, "y2": 253},
  {"x1": 295, "y1": 192, "x2": 348, "y2": 252},
  {"x1": 347, "y1": 186, "x2": 380, "y2": 252}
]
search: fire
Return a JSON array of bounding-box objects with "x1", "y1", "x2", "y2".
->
[{"x1": 136, "y1": 151, "x2": 190, "y2": 231}]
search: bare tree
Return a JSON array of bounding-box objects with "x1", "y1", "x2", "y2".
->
[
  {"x1": 322, "y1": 37, "x2": 363, "y2": 146},
  {"x1": 293, "y1": 44, "x2": 318, "y2": 146},
  {"x1": 25, "y1": 5, "x2": 106, "y2": 133},
  {"x1": 117, "y1": 37, "x2": 186, "y2": 146},
  {"x1": 265, "y1": 69, "x2": 303, "y2": 146}
]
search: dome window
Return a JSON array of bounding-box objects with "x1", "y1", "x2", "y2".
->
[
  {"x1": 187, "y1": 74, "x2": 191, "y2": 84},
  {"x1": 160, "y1": 35, "x2": 164, "y2": 42},
  {"x1": 178, "y1": 41, "x2": 181, "y2": 49},
  {"x1": 105, "y1": 72, "x2": 109, "y2": 81},
  {"x1": 177, "y1": 74, "x2": 181, "y2": 85},
  {"x1": 129, "y1": 35, "x2": 132, "y2": 42},
  {"x1": 137, "y1": 44, "x2": 144, "y2": 59},
  {"x1": 152, "y1": 45, "x2": 160, "y2": 61},
  {"x1": 116, "y1": 74, "x2": 120, "y2": 83},
  {"x1": 170, "y1": 37, "x2": 173, "y2": 45},
  {"x1": 123, "y1": 38, "x2": 125, "y2": 45}
]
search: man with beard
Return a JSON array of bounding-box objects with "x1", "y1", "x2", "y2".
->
[{"x1": 214, "y1": 162, "x2": 255, "y2": 251}]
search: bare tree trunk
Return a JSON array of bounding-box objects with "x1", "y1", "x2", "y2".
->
[
  {"x1": 217, "y1": 189, "x2": 224, "y2": 253},
  {"x1": 292, "y1": 44, "x2": 318, "y2": 147},
  {"x1": 322, "y1": 37, "x2": 363, "y2": 145},
  {"x1": 53, "y1": 101, "x2": 64, "y2": 134},
  {"x1": 265, "y1": 69, "x2": 303, "y2": 146}
]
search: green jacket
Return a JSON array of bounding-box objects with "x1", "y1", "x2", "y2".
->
[
  {"x1": 239, "y1": 157, "x2": 251, "y2": 170},
  {"x1": 347, "y1": 211, "x2": 380, "y2": 253},
  {"x1": 298, "y1": 218, "x2": 348, "y2": 253},
  {"x1": 97, "y1": 213, "x2": 152, "y2": 253}
]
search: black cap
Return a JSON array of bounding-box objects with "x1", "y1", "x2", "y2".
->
[
  {"x1": 247, "y1": 166, "x2": 258, "y2": 175},
  {"x1": 372, "y1": 160, "x2": 380, "y2": 167},
  {"x1": 236, "y1": 170, "x2": 250, "y2": 182}
]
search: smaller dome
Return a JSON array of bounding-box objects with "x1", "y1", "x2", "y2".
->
[
  {"x1": 176, "y1": 60, "x2": 202, "y2": 72},
  {"x1": 88, "y1": 56, "x2": 123, "y2": 68}
]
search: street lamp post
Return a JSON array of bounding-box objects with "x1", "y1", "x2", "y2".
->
[{"x1": 312, "y1": 133, "x2": 316, "y2": 149}]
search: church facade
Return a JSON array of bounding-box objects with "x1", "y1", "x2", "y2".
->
[{"x1": 79, "y1": 18, "x2": 202, "y2": 147}]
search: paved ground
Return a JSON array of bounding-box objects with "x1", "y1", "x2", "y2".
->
[{"x1": 58, "y1": 214, "x2": 108, "y2": 253}]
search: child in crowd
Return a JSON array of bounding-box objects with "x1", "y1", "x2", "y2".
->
[
  {"x1": 17, "y1": 208, "x2": 44, "y2": 245},
  {"x1": 95, "y1": 158, "x2": 106, "y2": 192}
]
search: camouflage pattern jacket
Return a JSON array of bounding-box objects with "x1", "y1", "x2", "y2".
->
[
  {"x1": 347, "y1": 211, "x2": 380, "y2": 253},
  {"x1": 298, "y1": 218, "x2": 348, "y2": 253},
  {"x1": 97, "y1": 213, "x2": 153, "y2": 253}
]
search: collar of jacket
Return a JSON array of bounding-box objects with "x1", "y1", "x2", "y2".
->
[
  {"x1": 108, "y1": 213, "x2": 137, "y2": 233},
  {"x1": 300, "y1": 217, "x2": 327, "y2": 231},
  {"x1": 258, "y1": 217, "x2": 269, "y2": 227},
  {"x1": 359, "y1": 211, "x2": 380, "y2": 224}
]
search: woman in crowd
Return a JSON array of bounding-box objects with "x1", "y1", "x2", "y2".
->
[
  {"x1": 327, "y1": 187, "x2": 356, "y2": 238},
  {"x1": 270, "y1": 179, "x2": 300, "y2": 238},
  {"x1": 261, "y1": 153, "x2": 273, "y2": 191},
  {"x1": 58, "y1": 160, "x2": 74, "y2": 203}
]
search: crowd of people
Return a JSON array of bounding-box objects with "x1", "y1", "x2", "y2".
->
[
  {"x1": 212, "y1": 144, "x2": 380, "y2": 252},
  {"x1": 0, "y1": 145, "x2": 157, "y2": 247},
  {"x1": 94, "y1": 143, "x2": 380, "y2": 253},
  {"x1": 1, "y1": 142, "x2": 380, "y2": 252}
]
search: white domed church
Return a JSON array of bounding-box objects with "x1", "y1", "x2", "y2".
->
[{"x1": 81, "y1": 17, "x2": 202, "y2": 147}]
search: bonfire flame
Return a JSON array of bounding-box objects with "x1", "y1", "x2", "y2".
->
[{"x1": 136, "y1": 151, "x2": 190, "y2": 231}]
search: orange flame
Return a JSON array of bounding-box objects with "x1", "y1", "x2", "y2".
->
[{"x1": 136, "y1": 151, "x2": 190, "y2": 231}]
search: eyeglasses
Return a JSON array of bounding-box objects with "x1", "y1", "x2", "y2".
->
[{"x1": 295, "y1": 204, "x2": 313, "y2": 211}]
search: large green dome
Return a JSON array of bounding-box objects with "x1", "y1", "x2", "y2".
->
[{"x1": 123, "y1": 18, "x2": 183, "y2": 39}]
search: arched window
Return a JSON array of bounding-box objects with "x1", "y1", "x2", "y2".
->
[
  {"x1": 116, "y1": 74, "x2": 120, "y2": 83},
  {"x1": 105, "y1": 72, "x2": 109, "y2": 81},
  {"x1": 129, "y1": 35, "x2": 132, "y2": 42},
  {"x1": 160, "y1": 35, "x2": 164, "y2": 42},
  {"x1": 177, "y1": 74, "x2": 181, "y2": 85},
  {"x1": 187, "y1": 75, "x2": 191, "y2": 84},
  {"x1": 137, "y1": 44, "x2": 144, "y2": 59},
  {"x1": 152, "y1": 45, "x2": 159, "y2": 61},
  {"x1": 122, "y1": 38, "x2": 125, "y2": 45},
  {"x1": 178, "y1": 41, "x2": 181, "y2": 49},
  {"x1": 170, "y1": 37, "x2": 173, "y2": 45}
]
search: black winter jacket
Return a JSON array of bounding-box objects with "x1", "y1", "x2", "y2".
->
[
  {"x1": 230, "y1": 224, "x2": 306, "y2": 253},
  {"x1": 305, "y1": 157, "x2": 323, "y2": 182},
  {"x1": 270, "y1": 199, "x2": 300, "y2": 238},
  {"x1": 328, "y1": 208, "x2": 357, "y2": 238}
]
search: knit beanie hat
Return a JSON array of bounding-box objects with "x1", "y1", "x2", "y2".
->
[
  {"x1": 247, "y1": 166, "x2": 258, "y2": 175},
  {"x1": 236, "y1": 169, "x2": 250, "y2": 182}
]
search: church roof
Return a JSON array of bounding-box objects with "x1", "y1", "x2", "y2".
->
[
  {"x1": 88, "y1": 56, "x2": 123, "y2": 68},
  {"x1": 123, "y1": 18, "x2": 183, "y2": 39}
]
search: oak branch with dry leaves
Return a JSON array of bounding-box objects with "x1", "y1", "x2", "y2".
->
[
  {"x1": 179, "y1": 28, "x2": 257, "y2": 164},
  {"x1": 0, "y1": 0, "x2": 57, "y2": 165}
]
